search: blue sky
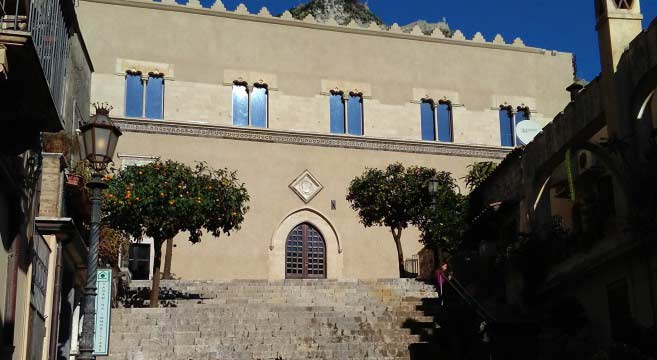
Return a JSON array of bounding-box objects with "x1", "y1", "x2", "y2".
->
[{"x1": 218, "y1": 0, "x2": 657, "y2": 81}]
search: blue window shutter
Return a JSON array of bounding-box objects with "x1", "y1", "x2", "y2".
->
[
  {"x1": 125, "y1": 74, "x2": 143, "y2": 117},
  {"x1": 437, "y1": 103, "x2": 453, "y2": 142},
  {"x1": 232, "y1": 84, "x2": 249, "y2": 126},
  {"x1": 421, "y1": 101, "x2": 435, "y2": 141},
  {"x1": 499, "y1": 109, "x2": 515, "y2": 147},
  {"x1": 145, "y1": 76, "x2": 164, "y2": 119},
  {"x1": 330, "y1": 94, "x2": 345, "y2": 134},
  {"x1": 347, "y1": 95, "x2": 363, "y2": 136},
  {"x1": 515, "y1": 109, "x2": 527, "y2": 145},
  {"x1": 251, "y1": 86, "x2": 268, "y2": 128}
]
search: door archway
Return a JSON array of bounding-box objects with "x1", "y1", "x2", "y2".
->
[{"x1": 285, "y1": 223, "x2": 326, "y2": 279}]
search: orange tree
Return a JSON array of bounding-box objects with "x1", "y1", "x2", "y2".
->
[
  {"x1": 347, "y1": 163, "x2": 440, "y2": 277},
  {"x1": 103, "y1": 160, "x2": 249, "y2": 307}
]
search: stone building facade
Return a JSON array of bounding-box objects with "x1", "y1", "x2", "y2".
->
[{"x1": 76, "y1": 0, "x2": 573, "y2": 280}]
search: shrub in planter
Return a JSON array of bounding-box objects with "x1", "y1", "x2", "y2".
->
[{"x1": 66, "y1": 160, "x2": 92, "y2": 188}]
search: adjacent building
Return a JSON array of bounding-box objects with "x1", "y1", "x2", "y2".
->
[
  {"x1": 468, "y1": 0, "x2": 657, "y2": 356},
  {"x1": 0, "y1": 0, "x2": 94, "y2": 358}
]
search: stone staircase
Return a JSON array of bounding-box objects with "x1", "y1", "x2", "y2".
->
[{"x1": 104, "y1": 279, "x2": 442, "y2": 360}]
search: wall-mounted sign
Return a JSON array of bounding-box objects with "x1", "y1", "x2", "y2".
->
[
  {"x1": 94, "y1": 269, "x2": 112, "y2": 355},
  {"x1": 516, "y1": 120, "x2": 542, "y2": 145}
]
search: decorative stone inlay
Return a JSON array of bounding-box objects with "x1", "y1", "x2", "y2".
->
[
  {"x1": 289, "y1": 170, "x2": 323, "y2": 203},
  {"x1": 113, "y1": 118, "x2": 511, "y2": 159}
]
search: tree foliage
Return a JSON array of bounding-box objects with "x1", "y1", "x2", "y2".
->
[
  {"x1": 347, "y1": 163, "x2": 461, "y2": 277},
  {"x1": 463, "y1": 161, "x2": 497, "y2": 191},
  {"x1": 98, "y1": 226, "x2": 130, "y2": 269},
  {"x1": 416, "y1": 173, "x2": 467, "y2": 259},
  {"x1": 103, "y1": 160, "x2": 249, "y2": 306}
]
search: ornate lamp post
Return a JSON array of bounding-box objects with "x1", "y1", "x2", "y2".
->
[
  {"x1": 77, "y1": 104, "x2": 121, "y2": 360},
  {"x1": 428, "y1": 175, "x2": 439, "y2": 206}
]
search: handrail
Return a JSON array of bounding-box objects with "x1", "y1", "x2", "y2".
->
[{"x1": 444, "y1": 274, "x2": 497, "y2": 322}]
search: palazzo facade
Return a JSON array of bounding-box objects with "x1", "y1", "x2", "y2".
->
[{"x1": 76, "y1": 0, "x2": 573, "y2": 280}]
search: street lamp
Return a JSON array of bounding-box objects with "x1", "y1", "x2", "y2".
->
[
  {"x1": 428, "y1": 175, "x2": 439, "y2": 206},
  {"x1": 77, "y1": 103, "x2": 121, "y2": 360}
]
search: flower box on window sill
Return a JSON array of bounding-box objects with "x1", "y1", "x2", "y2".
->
[{"x1": 66, "y1": 173, "x2": 85, "y2": 187}]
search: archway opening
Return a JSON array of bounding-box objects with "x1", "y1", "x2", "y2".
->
[{"x1": 285, "y1": 223, "x2": 326, "y2": 279}]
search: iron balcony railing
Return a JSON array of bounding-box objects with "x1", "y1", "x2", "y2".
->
[{"x1": 1, "y1": 0, "x2": 69, "y2": 116}]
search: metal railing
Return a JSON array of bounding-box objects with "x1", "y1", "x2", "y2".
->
[
  {"x1": 404, "y1": 255, "x2": 419, "y2": 275},
  {"x1": 1, "y1": 0, "x2": 69, "y2": 115},
  {"x1": 446, "y1": 275, "x2": 496, "y2": 323}
]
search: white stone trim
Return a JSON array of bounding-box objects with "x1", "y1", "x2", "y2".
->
[
  {"x1": 268, "y1": 208, "x2": 343, "y2": 280},
  {"x1": 113, "y1": 117, "x2": 511, "y2": 159}
]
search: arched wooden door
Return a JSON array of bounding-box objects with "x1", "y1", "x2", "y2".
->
[{"x1": 285, "y1": 223, "x2": 326, "y2": 279}]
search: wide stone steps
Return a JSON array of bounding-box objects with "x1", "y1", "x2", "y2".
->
[{"x1": 104, "y1": 279, "x2": 441, "y2": 360}]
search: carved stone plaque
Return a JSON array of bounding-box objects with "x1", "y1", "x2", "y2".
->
[{"x1": 289, "y1": 170, "x2": 323, "y2": 203}]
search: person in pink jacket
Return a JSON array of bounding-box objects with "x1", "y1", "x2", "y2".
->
[{"x1": 436, "y1": 261, "x2": 452, "y2": 306}]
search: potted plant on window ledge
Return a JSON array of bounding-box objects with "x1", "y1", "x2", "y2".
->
[{"x1": 66, "y1": 159, "x2": 92, "y2": 188}]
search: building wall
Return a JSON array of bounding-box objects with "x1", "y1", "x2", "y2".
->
[
  {"x1": 77, "y1": 0, "x2": 572, "y2": 147},
  {"x1": 62, "y1": 33, "x2": 93, "y2": 137},
  {"x1": 76, "y1": 0, "x2": 575, "y2": 280},
  {"x1": 116, "y1": 129, "x2": 504, "y2": 280}
]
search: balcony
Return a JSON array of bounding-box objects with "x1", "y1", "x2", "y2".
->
[{"x1": 0, "y1": 0, "x2": 71, "y2": 154}]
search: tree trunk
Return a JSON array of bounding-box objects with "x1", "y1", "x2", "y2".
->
[
  {"x1": 149, "y1": 240, "x2": 163, "y2": 308},
  {"x1": 163, "y1": 237, "x2": 173, "y2": 279},
  {"x1": 392, "y1": 227, "x2": 405, "y2": 278}
]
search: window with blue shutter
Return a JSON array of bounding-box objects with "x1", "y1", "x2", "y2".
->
[
  {"x1": 330, "y1": 92, "x2": 346, "y2": 134},
  {"x1": 499, "y1": 107, "x2": 515, "y2": 147},
  {"x1": 125, "y1": 73, "x2": 143, "y2": 117},
  {"x1": 421, "y1": 100, "x2": 435, "y2": 141},
  {"x1": 437, "y1": 102, "x2": 453, "y2": 143},
  {"x1": 347, "y1": 93, "x2": 363, "y2": 136},
  {"x1": 145, "y1": 76, "x2": 164, "y2": 119}
]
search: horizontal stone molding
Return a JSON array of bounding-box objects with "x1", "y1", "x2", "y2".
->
[
  {"x1": 80, "y1": 0, "x2": 552, "y2": 55},
  {"x1": 113, "y1": 117, "x2": 511, "y2": 159}
]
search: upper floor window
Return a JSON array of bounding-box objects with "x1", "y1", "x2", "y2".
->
[
  {"x1": 437, "y1": 102, "x2": 453, "y2": 142},
  {"x1": 499, "y1": 105, "x2": 515, "y2": 147},
  {"x1": 347, "y1": 92, "x2": 363, "y2": 136},
  {"x1": 125, "y1": 72, "x2": 143, "y2": 118},
  {"x1": 232, "y1": 81, "x2": 268, "y2": 128},
  {"x1": 329, "y1": 91, "x2": 363, "y2": 136},
  {"x1": 251, "y1": 85, "x2": 268, "y2": 128},
  {"x1": 145, "y1": 76, "x2": 164, "y2": 119},
  {"x1": 330, "y1": 90, "x2": 346, "y2": 134},
  {"x1": 421, "y1": 99, "x2": 453, "y2": 142},
  {"x1": 421, "y1": 100, "x2": 436, "y2": 141},
  {"x1": 125, "y1": 71, "x2": 164, "y2": 119}
]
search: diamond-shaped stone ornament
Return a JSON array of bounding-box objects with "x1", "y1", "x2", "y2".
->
[{"x1": 289, "y1": 170, "x2": 323, "y2": 203}]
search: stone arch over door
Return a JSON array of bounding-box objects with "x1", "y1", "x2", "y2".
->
[{"x1": 269, "y1": 208, "x2": 343, "y2": 280}]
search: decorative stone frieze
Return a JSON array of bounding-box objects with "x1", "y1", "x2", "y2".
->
[{"x1": 113, "y1": 117, "x2": 511, "y2": 159}]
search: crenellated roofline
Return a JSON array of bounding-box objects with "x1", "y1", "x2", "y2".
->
[{"x1": 80, "y1": 0, "x2": 562, "y2": 55}]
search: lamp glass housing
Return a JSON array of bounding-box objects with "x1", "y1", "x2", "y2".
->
[{"x1": 79, "y1": 112, "x2": 122, "y2": 171}]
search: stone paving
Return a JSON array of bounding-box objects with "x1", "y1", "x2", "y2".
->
[{"x1": 103, "y1": 279, "x2": 440, "y2": 360}]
